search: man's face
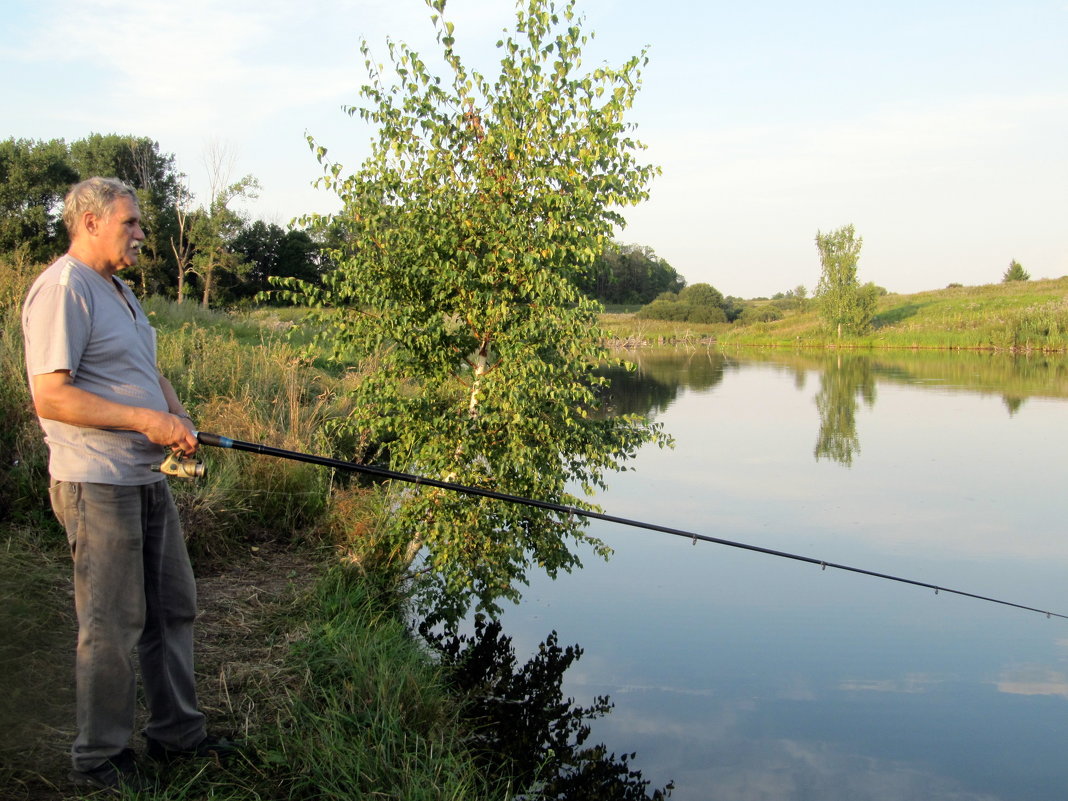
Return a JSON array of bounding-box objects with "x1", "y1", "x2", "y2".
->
[{"x1": 91, "y1": 195, "x2": 145, "y2": 272}]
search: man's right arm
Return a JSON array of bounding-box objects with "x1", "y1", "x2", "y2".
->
[{"x1": 32, "y1": 371, "x2": 199, "y2": 455}]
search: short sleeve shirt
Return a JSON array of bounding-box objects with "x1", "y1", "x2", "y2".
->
[{"x1": 22, "y1": 255, "x2": 169, "y2": 484}]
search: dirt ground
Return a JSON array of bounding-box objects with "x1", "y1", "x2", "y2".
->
[{"x1": 1, "y1": 543, "x2": 322, "y2": 801}]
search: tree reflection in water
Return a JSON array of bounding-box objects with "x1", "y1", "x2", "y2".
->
[
  {"x1": 813, "y1": 354, "x2": 876, "y2": 466},
  {"x1": 596, "y1": 350, "x2": 729, "y2": 418}
]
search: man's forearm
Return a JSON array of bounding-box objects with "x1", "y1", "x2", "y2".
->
[
  {"x1": 32, "y1": 371, "x2": 199, "y2": 453},
  {"x1": 34, "y1": 379, "x2": 159, "y2": 432}
]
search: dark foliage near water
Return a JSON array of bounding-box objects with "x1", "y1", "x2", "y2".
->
[{"x1": 419, "y1": 614, "x2": 673, "y2": 801}]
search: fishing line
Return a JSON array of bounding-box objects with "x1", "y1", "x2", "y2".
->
[{"x1": 195, "y1": 431, "x2": 1068, "y2": 621}]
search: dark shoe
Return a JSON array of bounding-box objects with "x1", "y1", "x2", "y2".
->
[
  {"x1": 145, "y1": 733, "x2": 242, "y2": 765},
  {"x1": 69, "y1": 748, "x2": 153, "y2": 794}
]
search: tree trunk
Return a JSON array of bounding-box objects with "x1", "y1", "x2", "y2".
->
[{"x1": 202, "y1": 263, "x2": 213, "y2": 308}]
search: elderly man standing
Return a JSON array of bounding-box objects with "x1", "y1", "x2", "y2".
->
[{"x1": 22, "y1": 177, "x2": 233, "y2": 793}]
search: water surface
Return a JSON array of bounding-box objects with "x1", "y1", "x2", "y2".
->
[{"x1": 498, "y1": 349, "x2": 1068, "y2": 801}]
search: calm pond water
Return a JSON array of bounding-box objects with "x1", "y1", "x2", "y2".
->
[{"x1": 496, "y1": 348, "x2": 1068, "y2": 801}]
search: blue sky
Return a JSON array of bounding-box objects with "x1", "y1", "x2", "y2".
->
[{"x1": 3, "y1": 0, "x2": 1065, "y2": 298}]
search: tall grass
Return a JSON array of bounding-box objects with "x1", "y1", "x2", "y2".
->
[
  {"x1": 133, "y1": 297, "x2": 383, "y2": 561},
  {"x1": 0, "y1": 257, "x2": 54, "y2": 528},
  {"x1": 598, "y1": 313, "x2": 719, "y2": 348},
  {"x1": 133, "y1": 568, "x2": 495, "y2": 801},
  {"x1": 256, "y1": 570, "x2": 491, "y2": 800}
]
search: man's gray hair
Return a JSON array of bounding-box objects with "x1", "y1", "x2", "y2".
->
[{"x1": 63, "y1": 177, "x2": 138, "y2": 237}]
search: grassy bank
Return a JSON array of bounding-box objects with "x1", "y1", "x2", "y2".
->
[
  {"x1": 1, "y1": 265, "x2": 490, "y2": 798},
  {"x1": 2, "y1": 272, "x2": 670, "y2": 800},
  {"x1": 603, "y1": 278, "x2": 1068, "y2": 351},
  {"x1": 1, "y1": 531, "x2": 494, "y2": 800}
]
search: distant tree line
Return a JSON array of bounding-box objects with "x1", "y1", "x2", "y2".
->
[
  {"x1": 576, "y1": 242, "x2": 685, "y2": 306},
  {"x1": 3, "y1": 136, "x2": 689, "y2": 312},
  {"x1": 630, "y1": 224, "x2": 898, "y2": 335},
  {"x1": 0, "y1": 134, "x2": 323, "y2": 306}
]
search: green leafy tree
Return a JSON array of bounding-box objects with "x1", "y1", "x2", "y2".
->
[
  {"x1": 677, "y1": 282, "x2": 723, "y2": 309},
  {"x1": 169, "y1": 177, "x2": 196, "y2": 303},
  {"x1": 233, "y1": 221, "x2": 320, "y2": 300},
  {"x1": 737, "y1": 304, "x2": 783, "y2": 324},
  {"x1": 772, "y1": 284, "x2": 808, "y2": 312},
  {"x1": 280, "y1": 0, "x2": 666, "y2": 620},
  {"x1": 188, "y1": 184, "x2": 256, "y2": 307},
  {"x1": 0, "y1": 138, "x2": 78, "y2": 261},
  {"x1": 188, "y1": 144, "x2": 259, "y2": 307},
  {"x1": 1002, "y1": 259, "x2": 1030, "y2": 282},
  {"x1": 635, "y1": 281, "x2": 730, "y2": 323},
  {"x1": 814, "y1": 224, "x2": 875, "y2": 338},
  {"x1": 579, "y1": 241, "x2": 684, "y2": 305}
]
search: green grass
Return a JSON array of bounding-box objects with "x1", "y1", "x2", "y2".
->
[
  {"x1": 249, "y1": 569, "x2": 492, "y2": 801},
  {"x1": 599, "y1": 313, "x2": 719, "y2": 347},
  {"x1": 0, "y1": 527, "x2": 73, "y2": 797},
  {"x1": 130, "y1": 568, "x2": 494, "y2": 801}
]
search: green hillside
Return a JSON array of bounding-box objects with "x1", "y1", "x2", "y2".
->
[{"x1": 603, "y1": 278, "x2": 1068, "y2": 351}]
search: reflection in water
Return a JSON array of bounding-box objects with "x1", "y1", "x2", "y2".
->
[
  {"x1": 598, "y1": 350, "x2": 730, "y2": 417},
  {"x1": 996, "y1": 667, "x2": 1068, "y2": 699},
  {"x1": 507, "y1": 347, "x2": 1068, "y2": 801},
  {"x1": 601, "y1": 348, "x2": 1061, "y2": 466},
  {"x1": 813, "y1": 355, "x2": 876, "y2": 466},
  {"x1": 1003, "y1": 395, "x2": 1026, "y2": 415}
]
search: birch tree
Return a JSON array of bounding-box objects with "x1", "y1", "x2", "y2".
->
[
  {"x1": 814, "y1": 224, "x2": 876, "y2": 338},
  {"x1": 278, "y1": 0, "x2": 667, "y2": 619}
]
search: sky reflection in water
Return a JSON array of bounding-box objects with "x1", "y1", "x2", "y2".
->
[{"x1": 496, "y1": 350, "x2": 1068, "y2": 801}]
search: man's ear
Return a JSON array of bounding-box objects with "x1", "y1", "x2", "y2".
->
[{"x1": 80, "y1": 211, "x2": 99, "y2": 236}]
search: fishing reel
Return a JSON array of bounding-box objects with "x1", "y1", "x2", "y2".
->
[{"x1": 153, "y1": 448, "x2": 205, "y2": 479}]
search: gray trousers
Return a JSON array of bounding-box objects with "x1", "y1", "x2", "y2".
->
[{"x1": 49, "y1": 479, "x2": 206, "y2": 771}]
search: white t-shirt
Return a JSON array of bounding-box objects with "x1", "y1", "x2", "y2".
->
[{"x1": 22, "y1": 255, "x2": 169, "y2": 484}]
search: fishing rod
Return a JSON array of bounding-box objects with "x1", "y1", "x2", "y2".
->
[{"x1": 186, "y1": 431, "x2": 1068, "y2": 621}]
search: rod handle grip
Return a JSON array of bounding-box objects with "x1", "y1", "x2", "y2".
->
[{"x1": 197, "y1": 431, "x2": 228, "y2": 448}]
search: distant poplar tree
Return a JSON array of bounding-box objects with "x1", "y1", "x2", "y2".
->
[
  {"x1": 1002, "y1": 259, "x2": 1030, "y2": 282},
  {"x1": 814, "y1": 224, "x2": 877, "y2": 338}
]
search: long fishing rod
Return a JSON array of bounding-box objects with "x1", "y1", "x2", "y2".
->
[{"x1": 192, "y1": 431, "x2": 1068, "y2": 621}]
